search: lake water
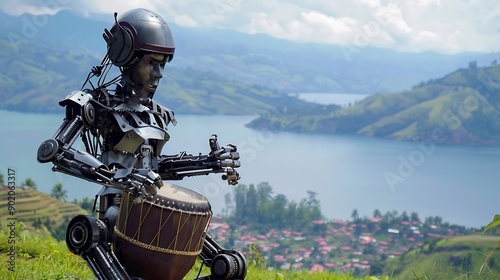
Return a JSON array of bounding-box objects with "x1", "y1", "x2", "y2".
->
[
  {"x1": 293, "y1": 93, "x2": 370, "y2": 106},
  {"x1": 1, "y1": 107, "x2": 500, "y2": 228}
]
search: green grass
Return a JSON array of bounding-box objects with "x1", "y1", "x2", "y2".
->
[
  {"x1": 4, "y1": 189, "x2": 499, "y2": 279},
  {"x1": 3, "y1": 221, "x2": 499, "y2": 279},
  {"x1": 0, "y1": 187, "x2": 86, "y2": 231},
  {"x1": 0, "y1": 226, "x2": 94, "y2": 279},
  {"x1": 385, "y1": 235, "x2": 500, "y2": 280},
  {"x1": 0, "y1": 227, "x2": 379, "y2": 280}
]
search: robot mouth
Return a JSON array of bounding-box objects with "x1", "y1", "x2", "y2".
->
[{"x1": 147, "y1": 84, "x2": 158, "y2": 91}]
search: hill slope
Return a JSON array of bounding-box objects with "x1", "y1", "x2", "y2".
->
[
  {"x1": 248, "y1": 64, "x2": 500, "y2": 145},
  {"x1": 0, "y1": 40, "x2": 312, "y2": 115},
  {"x1": 385, "y1": 235, "x2": 500, "y2": 279},
  {"x1": 0, "y1": 228, "x2": 375, "y2": 279},
  {"x1": 2, "y1": 10, "x2": 500, "y2": 94},
  {"x1": 0, "y1": 186, "x2": 87, "y2": 233}
]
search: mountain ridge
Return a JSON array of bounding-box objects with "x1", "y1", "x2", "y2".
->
[
  {"x1": 0, "y1": 39, "x2": 314, "y2": 115},
  {"x1": 247, "y1": 63, "x2": 500, "y2": 145},
  {"x1": 2, "y1": 10, "x2": 500, "y2": 94}
]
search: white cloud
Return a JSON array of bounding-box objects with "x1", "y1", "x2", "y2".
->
[
  {"x1": 358, "y1": 0, "x2": 382, "y2": 9},
  {"x1": 1, "y1": 3, "x2": 62, "y2": 16},
  {"x1": 172, "y1": 14, "x2": 199, "y2": 27},
  {"x1": 301, "y1": 11, "x2": 353, "y2": 34},
  {"x1": 2, "y1": 0, "x2": 500, "y2": 54}
]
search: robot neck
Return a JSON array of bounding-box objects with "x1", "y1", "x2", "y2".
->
[{"x1": 120, "y1": 76, "x2": 154, "y2": 103}]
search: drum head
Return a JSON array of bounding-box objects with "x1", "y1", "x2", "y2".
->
[{"x1": 147, "y1": 183, "x2": 211, "y2": 213}]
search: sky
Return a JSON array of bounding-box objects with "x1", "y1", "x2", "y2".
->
[{"x1": 2, "y1": 0, "x2": 500, "y2": 54}]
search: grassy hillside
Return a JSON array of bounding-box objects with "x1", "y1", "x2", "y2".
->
[
  {"x1": 0, "y1": 186, "x2": 87, "y2": 236},
  {"x1": 384, "y1": 235, "x2": 500, "y2": 279},
  {"x1": 0, "y1": 39, "x2": 312, "y2": 115},
  {"x1": 248, "y1": 63, "x2": 500, "y2": 145},
  {"x1": 2, "y1": 188, "x2": 498, "y2": 279},
  {"x1": 159, "y1": 67, "x2": 315, "y2": 115},
  {"x1": 2, "y1": 227, "x2": 498, "y2": 280},
  {"x1": 0, "y1": 187, "x2": 373, "y2": 278},
  {"x1": 0, "y1": 228, "x2": 379, "y2": 280}
]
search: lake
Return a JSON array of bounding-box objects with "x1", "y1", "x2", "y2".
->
[
  {"x1": 292, "y1": 92, "x2": 370, "y2": 106},
  {"x1": 1, "y1": 106, "x2": 500, "y2": 228}
]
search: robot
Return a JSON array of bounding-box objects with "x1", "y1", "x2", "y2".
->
[{"x1": 37, "y1": 8, "x2": 247, "y2": 280}]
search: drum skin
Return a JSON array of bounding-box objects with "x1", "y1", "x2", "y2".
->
[{"x1": 113, "y1": 183, "x2": 212, "y2": 280}]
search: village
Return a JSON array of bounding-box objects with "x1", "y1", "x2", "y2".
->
[{"x1": 207, "y1": 214, "x2": 476, "y2": 275}]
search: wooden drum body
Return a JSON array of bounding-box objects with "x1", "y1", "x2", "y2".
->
[{"x1": 113, "y1": 183, "x2": 212, "y2": 280}]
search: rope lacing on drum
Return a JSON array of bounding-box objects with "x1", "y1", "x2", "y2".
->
[
  {"x1": 114, "y1": 227, "x2": 202, "y2": 256},
  {"x1": 116, "y1": 192, "x2": 211, "y2": 256}
]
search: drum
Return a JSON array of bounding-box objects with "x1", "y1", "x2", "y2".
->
[{"x1": 113, "y1": 183, "x2": 212, "y2": 280}]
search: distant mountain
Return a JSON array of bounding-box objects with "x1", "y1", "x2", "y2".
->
[
  {"x1": 1, "y1": 10, "x2": 500, "y2": 95},
  {"x1": 247, "y1": 63, "x2": 500, "y2": 145},
  {"x1": 0, "y1": 39, "x2": 312, "y2": 115}
]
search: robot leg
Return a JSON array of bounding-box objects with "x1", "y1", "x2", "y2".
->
[
  {"x1": 66, "y1": 215, "x2": 136, "y2": 280},
  {"x1": 198, "y1": 234, "x2": 247, "y2": 280}
]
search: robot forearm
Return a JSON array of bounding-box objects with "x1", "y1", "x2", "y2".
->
[
  {"x1": 38, "y1": 136, "x2": 116, "y2": 186},
  {"x1": 158, "y1": 152, "x2": 240, "y2": 184},
  {"x1": 158, "y1": 134, "x2": 241, "y2": 185},
  {"x1": 39, "y1": 139, "x2": 161, "y2": 198}
]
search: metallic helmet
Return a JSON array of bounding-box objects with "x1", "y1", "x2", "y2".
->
[{"x1": 103, "y1": 8, "x2": 175, "y2": 67}]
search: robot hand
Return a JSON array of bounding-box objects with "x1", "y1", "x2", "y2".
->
[
  {"x1": 130, "y1": 169, "x2": 164, "y2": 197},
  {"x1": 223, "y1": 168, "x2": 240, "y2": 185},
  {"x1": 113, "y1": 168, "x2": 163, "y2": 202},
  {"x1": 209, "y1": 134, "x2": 241, "y2": 185}
]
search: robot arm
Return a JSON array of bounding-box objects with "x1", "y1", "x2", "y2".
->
[
  {"x1": 158, "y1": 134, "x2": 241, "y2": 185},
  {"x1": 38, "y1": 92, "x2": 240, "y2": 195},
  {"x1": 37, "y1": 91, "x2": 123, "y2": 190}
]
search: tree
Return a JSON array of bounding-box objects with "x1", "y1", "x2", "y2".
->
[
  {"x1": 256, "y1": 182, "x2": 274, "y2": 225},
  {"x1": 0, "y1": 171, "x2": 4, "y2": 186},
  {"x1": 384, "y1": 210, "x2": 398, "y2": 222},
  {"x1": 227, "y1": 182, "x2": 325, "y2": 231},
  {"x1": 223, "y1": 193, "x2": 233, "y2": 217},
  {"x1": 410, "y1": 212, "x2": 420, "y2": 223},
  {"x1": 272, "y1": 194, "x2": 288, "y2": 227},
  {"x1": 469, "y1": 61, "x2": 477, "y2": 70},
  {"x1": 306, "y1": 191, "x2": 318, "y2": 207},
  {"x1": 73, "y1": 197, "x2": 95, "y2": 213},
  {"x1": 256, "y1": 182, "x2": 273, "y2": 205},
  {"x1": 233, "y1": 184, "x2": 247, "y2": 222},
  {"x1": 22, "y1": 178, "x2": 37, "y2": 189},
  {"x1": 51, "y1": 183, "x2": 67, "y2": 202},
  {"x1": 401, "y1": 211, "x2": 409, "y2": 222},
  {"x1": 434, "y1": 216, "x2": 443, "y2": 226},
  {"x1": 373, "y1": 209, "x2": 382, "y2": 218},
  {"x1": 351, "y1": 209, "x2": 359, "y2": 222},
  {"x1": 246, "y1": 184, "x2": 258, "y2": 223},
  {"x1": 305, "y1": 191, "x2": 322, "y2": 221}
]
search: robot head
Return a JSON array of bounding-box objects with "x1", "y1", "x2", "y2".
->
[{"x1": 103, "y1": 8, "x2": 175, "y2": 68}]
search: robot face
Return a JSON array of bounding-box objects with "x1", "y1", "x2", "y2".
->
[{"x1": 129, "y1": 53, "x2": 167, "y2": 98}]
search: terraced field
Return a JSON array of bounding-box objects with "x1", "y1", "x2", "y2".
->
[{"x1": 0, "y1": 186, "x2": 86, "y2": 230}]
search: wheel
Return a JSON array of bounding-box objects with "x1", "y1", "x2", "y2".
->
[{"x1": 66, "y1": 215, "x2": 106, "y2": 255}]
